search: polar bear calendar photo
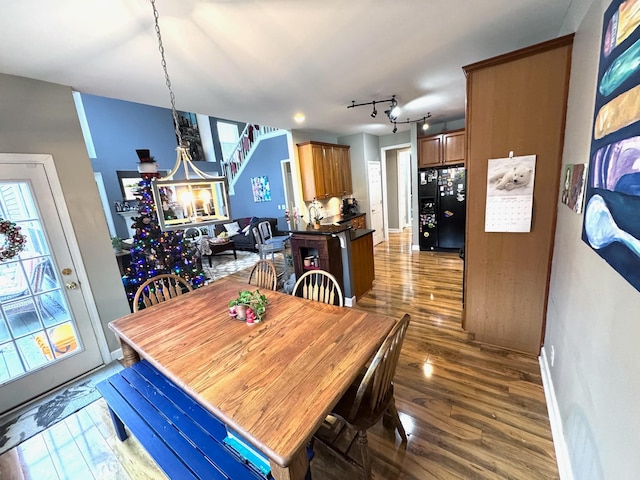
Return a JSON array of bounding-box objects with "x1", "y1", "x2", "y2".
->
[
  {"x1": 487, "y1": 155, "x2": 536, "y2": 195},
  {"x1": 485, "y1": 154, "x2": 537, "y2": 232}
]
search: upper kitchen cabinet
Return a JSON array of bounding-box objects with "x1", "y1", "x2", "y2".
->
[
  {"x1": 297, "y1": 141, "x2": 352, "y2": 201},
  {"x1": 418, "y1": 129, "x2": 466, "y2": 167}
]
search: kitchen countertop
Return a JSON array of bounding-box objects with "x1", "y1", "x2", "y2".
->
[
  {"x1": 279, "y1": 218, "x2": 351, "y2": 235},
  {"x1": 278, "y1": 212, "x2": 369, "y2": 236}
]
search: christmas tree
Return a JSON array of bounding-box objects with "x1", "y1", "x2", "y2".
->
[{"x1": 123, "y1": 150, "x2": 206, "y2": 303}]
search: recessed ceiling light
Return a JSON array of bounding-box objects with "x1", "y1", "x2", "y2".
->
[{"x1": 294, "y1": 113, "x2": 305, "y2": 123}]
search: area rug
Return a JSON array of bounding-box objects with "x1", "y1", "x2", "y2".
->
[
  {"x1": 0, "y1": 361, "x2": 123, "y2": 455},
  {"x1": 202, "y1": 249, "x2": 259, "y2": 282}
]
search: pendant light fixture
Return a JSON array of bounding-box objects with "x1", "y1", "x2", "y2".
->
[{"x1": 148, "y1": 0, "x2": 232, "y2": 231}]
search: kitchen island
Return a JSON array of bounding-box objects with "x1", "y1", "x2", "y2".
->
[{"x1": 279, "y1": 215, "x2": 374, "y2": 305}]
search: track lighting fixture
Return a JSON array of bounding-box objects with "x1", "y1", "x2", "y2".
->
[
  {"x1": 385, "y1": 96, "x2": 400, "y2": 121},
  {"x1": 348, "y1": 95, "x2": 431, "y2": 133}
]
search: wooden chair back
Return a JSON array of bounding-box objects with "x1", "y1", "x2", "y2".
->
[
  {"x1": 292, "y1": 269, "x2": 344, "y2": 307},
  {"x1": 350, "y1": 314, "x2": 410, "y2": 418},
  {"x1": 248, "y1": 259, "x2": 278, "y2": 291},
  {"x1": 132, "y1": 274, "x2": 193, "y2": 312}
]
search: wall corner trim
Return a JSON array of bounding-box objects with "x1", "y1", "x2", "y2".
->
[{"x1": 539, "y1": 347, "x2": 574, "y2": 480}]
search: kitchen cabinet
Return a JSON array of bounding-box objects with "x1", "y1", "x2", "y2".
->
[
  {"x1": 297, "y1": 141, "x2": 352, "y2": 200},
  {"x1": 418, "y1": 129, "x2": 466, "y2": 167},
  {"x1": 462, "y1": 35, "x2": 573, "y2": 354}
]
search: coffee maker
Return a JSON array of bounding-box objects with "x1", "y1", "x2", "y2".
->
[{"x1": 342, "y1": 198, "x2": 358, "y2": 216}]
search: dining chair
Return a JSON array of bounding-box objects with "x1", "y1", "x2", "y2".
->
[
  {"x1": 247, "y1": 259, "x2": 278, "y2": 291},
  {"x1": 132, "y1": 273, "x2": 193, "y2": 313},
  {"x1": 320, "y1": 313, "x2": 410, "y2": 479},
  {"x1": 292, "y1": 269, "x2": 344, "y2": 307},
  {"x1": 252, "y1": 225, "x2": 290, "y2": 279}
]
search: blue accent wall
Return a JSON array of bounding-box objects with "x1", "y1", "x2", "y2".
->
[
  {"x1": 82, "y1": 94, "x2": 211, "y2": 237},
  {"x1": 229, "y1": 134, "x2": 289, "y2": 219}
]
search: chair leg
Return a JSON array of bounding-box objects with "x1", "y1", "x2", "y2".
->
[
  {"x1": 387, "y1": 401, "x2": 407, "y2": 443},
  {"x1": 356, "y1": 430, "x2": 371, "y2": 480}
]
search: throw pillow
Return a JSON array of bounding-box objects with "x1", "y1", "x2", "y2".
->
[
  {"x1": 242, "y1": 224, "x2": 251, "y2": 236},
  {"x1": 224, "y1": 221, "x2": 241, "y2": 236}
]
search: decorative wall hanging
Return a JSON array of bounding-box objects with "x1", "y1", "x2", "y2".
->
[
  {"x1": 0, "y1": 218, "x2": 26, "y2": 261},
  {"x1": 561, "y1": 164, "x2": 587, "y2": 213},
  {"x1": 176, "y1": 111, "x2": 205, "y2": 161},
  {"x1": 583, "y1": 0, "x2": 640, "y2": 292},
  {"x1": 251, "y1": 176, "x2": 271, "y2": 203}
]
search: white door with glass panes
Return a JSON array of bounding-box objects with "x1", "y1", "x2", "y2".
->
[{"x1": 0, "y1": 156, "x2": 103, "y2": 414}]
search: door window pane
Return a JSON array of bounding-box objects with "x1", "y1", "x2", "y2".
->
[
  {"x1": 0, "y1": 342, "x2": 25, "y2": 383},
  {"x1": 0, "y1": 181, "x2": 81, "y2": 383}
]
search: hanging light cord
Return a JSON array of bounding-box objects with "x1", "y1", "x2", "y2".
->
[
  {"x1": 150, "y1": 0, "x2": 183, "y2": 147},
  {"x1": 149, "y1": 0, "x2": 214, "y2": 180}
]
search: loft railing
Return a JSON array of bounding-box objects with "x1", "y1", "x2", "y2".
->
[{"x1": 221, "y1": 124, "x2": 281, "y2": 193}]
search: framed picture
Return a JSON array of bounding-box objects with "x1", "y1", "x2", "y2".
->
[
  {"x1": 117, "y1": 170, "x2": 167, "y2": 201},
  {"x1": 251, "y1": 176, "x2": 271, "y2": 202},
  {"x1": 117, "y1": 171, "x2": 143, "y2": 201}
]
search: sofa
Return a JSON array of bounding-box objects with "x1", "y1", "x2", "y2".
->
[{"x1": 212, "y1": 217, "x2": 280, "y2": 252}]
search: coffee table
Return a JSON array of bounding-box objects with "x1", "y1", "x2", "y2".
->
[{"x1": 205, "y1": 239, "x2": 237, "y2": 267}]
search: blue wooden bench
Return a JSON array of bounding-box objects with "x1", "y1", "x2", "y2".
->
[{"x1": 97, "y1": 360, "x2": 312, "y2": 480}]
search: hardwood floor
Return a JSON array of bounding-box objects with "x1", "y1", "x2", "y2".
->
[{"x1": 0, "y1": 229, "x2": 558, "y2": 479}]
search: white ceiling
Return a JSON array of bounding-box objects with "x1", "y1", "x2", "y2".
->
[{"x1": 0, "y1": 0, "x2": 576, "y2": 137}]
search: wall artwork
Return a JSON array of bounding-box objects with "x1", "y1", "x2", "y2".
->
[
  {"x1": 561, "y1": 164, "x2": 587, "y2": 214},
  {"x1": 176, "y1": 111, "x2": 205, "y2": 161},
  {"x1": 583, "y1": 0, "x2": 640, "y2": 292},
  {"x1": 251, "y1": 176, "x2": 271, "y2": 203}
]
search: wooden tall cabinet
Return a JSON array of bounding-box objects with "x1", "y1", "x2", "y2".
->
[
  {"x1": 462, "y1": 35, "x2": 573, "y2": 354},
  {"x1": 297, "y1": 141, "x2": 352, "y2": 200}
]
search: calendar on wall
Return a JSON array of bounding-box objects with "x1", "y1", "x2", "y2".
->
[{"x1": 484, "y1": 154, "x2": 537, "y2": 232}]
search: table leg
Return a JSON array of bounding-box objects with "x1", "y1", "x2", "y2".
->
[
  {"x1": 120, "y1": 341, "x2": 140, "y2": 367},
  {"x1": 270, "y1": 448, "x2": 308, "y2": 480},
  {"x1": 208, "y1": 254, "x2": 213, "y2": 267},
  {"x1": 232, "y1": 245, "x2": 237, "y2": 259}
]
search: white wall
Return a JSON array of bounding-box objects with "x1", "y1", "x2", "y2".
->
[
  {"x1": 0, "y1": 73, "x2": 131, "y2": 352},
  {"x1": 546, "y1": 1, "x2": 640, "y2": 478}
]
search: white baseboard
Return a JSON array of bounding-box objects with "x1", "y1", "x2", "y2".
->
[
  {"x1": 111, "y1": 348, "x2": 123, "y2": 362},
  {"x1": 411, "y1": 244, "x2": 420, "y2": 251},
  {"x1": 344, "y1": 296, "x2": 356, "y2": 307},
  {"x1": 387, "y1": 228, "x2": 401, "y2": 233},
  {"x1": 539, "y1": 347, "x2": 574, "y2": 480}
]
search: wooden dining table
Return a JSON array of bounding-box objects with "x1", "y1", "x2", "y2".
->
[{"x1": 109, "y1": 277, "x2": 397, "y2": 480}]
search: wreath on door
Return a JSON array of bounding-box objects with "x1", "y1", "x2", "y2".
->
[{"x1": 0, "y1": 218, "x2": 27, "y2": 261}]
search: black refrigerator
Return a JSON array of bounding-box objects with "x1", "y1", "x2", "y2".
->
[{"x1": 418, "y1": 166, "x2": 466, "y2": 251}]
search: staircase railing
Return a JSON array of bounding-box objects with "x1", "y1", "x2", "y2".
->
[{"x1": 221, "y1": 124, "x2": 280, "y2": 193}]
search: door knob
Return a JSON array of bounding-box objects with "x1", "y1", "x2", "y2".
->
[{"x1": 66, "y1": 281, "x2": 79, "y2": 290}]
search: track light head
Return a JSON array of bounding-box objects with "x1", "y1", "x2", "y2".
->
[
  {"x1": 371, "y1": 101, "x2": 377, "y2": 118},
  {"x1": 392, "y1": 123, "x2": 398, "y2": 134}
]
